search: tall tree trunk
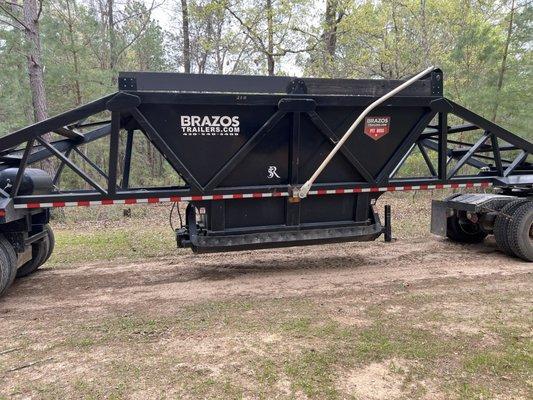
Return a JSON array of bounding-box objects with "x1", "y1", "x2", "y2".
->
[
  {"x1": 266, "y1": 0, "x2": 274, "y2": 75},
  {"x1": 66, "y1": 0, "x2": 82, "y2": 106},
  {"x1": 107, "y1": 0, "x2": 116, "y2": 70},
  {"x1": 181, "y1": 0, "x2": 191, "y2": 73},
  {"x1": 23, "y1": 0, "x2": 52, "y2": 174},
  {"x1": 492, "y1": 0, "x2": 516, "y2": 122},
  {"x1": 419, "y1": 0, "x2": 430, "y2": 60},
  {"x1": 324, "y1": 0, "x2": 338, "y2": 58}
]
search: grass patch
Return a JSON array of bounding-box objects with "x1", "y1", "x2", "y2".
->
[
  {"x1": 284, "y1": 348, "x2": 339, "y2": 399},
  {"x1": 48, "y1": 226, "x2": 177, "y2": 266},
  {"x1": 463, "y1": 328, "x2": 532, "y2": 380}
]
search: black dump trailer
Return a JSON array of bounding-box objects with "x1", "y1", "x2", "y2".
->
[{"x1": 0, "y1": 67, "x2": 531, "y2": 296}]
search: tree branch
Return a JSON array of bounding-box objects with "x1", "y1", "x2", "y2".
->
[{"x1": 0, "y1": 1, "x2": 28, "y2": 30}]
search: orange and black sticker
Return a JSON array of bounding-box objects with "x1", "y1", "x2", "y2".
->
[{"x1": 364, "y1": 116, "x2": 390, "y2": 140}]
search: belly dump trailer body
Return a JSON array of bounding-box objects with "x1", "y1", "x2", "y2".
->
[{"x1": 0, "y1": 67, "x2": 531, "y2": 296}]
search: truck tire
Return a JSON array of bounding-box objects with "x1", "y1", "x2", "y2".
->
[
  {"x1": 494, "y1": 199, "x2": 529, "y2": 256},
  {"x1": 16, "y1": 234, "x2": 49, "y2": 278},
  {"x1": 507, "y1": 202, "x2": 533, "y2": 261},
  {"x1": 446, "y1": 213, "x2": 487, "y2": 243},
  {"x1": 43, "y1": 225, "x2": 55, "y2": 263},
  {"x1": 0, "y1": 235, "x2": 17, "y2": 297}
]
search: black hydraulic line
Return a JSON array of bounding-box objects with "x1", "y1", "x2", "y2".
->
[{"x1": 35, "y1": 137, "x2": 107, "y2": 195}]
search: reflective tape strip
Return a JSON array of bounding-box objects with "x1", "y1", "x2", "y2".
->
[{"x1": 9, "y1": 182, "x2": 492, "y2": 210}]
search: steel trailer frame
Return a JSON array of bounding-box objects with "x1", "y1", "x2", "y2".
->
[
  {"x1": 0, "y1": 67, "x2": 530, "y2": 298},
  {"x1": 0, "y1": 69, "x2": 531, "y2": 224}
]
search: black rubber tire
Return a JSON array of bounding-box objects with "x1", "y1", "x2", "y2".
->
[
  {"x1": 16, "y1": 234, "x2": 49, "y2": 278},
  {"x1": 43, "y1": 225, "x2": 55, "y2": 263},
  {"x1": 494, "y1": 199, "x2": 529, "y2": 256},
  {"x1": 507, "y1": 201, "x2": 533, "y2": 262},
  {"x1": 446, "y1": 213, "x2": 487, "y2": 243},
  {"x1": 0, "y1": 236, "x2": 17, "y2": 297}
]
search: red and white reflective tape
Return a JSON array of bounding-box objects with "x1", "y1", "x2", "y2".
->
[
  {"x1": 307, "y1": 181, "x2": 492, "y2": 195},
  {"x1": 8, "y1": 181, "x2": 492, "y2": 211}
]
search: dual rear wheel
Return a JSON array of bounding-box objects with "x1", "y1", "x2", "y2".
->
[
  {"x1": 16, "y1": 225, "x2": 55, "y2": 278},
  {"x1": 494, "y1": 200, "x2": 533, "y2": 261},
  {"x1": 0, "y1": 225, "x2": 55, "y2": 296},
  {"x1": 446, "y1": 200, "x2": 533, "y2": 262}
]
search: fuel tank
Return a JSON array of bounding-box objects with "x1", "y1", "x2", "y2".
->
[{"x1": 0, "y1": 168, "x2": 54, "y2": 195}]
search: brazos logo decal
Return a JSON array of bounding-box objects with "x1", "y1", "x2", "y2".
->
[{"x1": 364, "y1": 116, "x2": 390, "y2": 140}]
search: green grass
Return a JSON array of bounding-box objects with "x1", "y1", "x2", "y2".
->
[
  {"x1": 47, "y1": 225, "x2": 177, "y2": 266},
  {"x1": 4, "y1": 283, "x2": 531, "y2": 400}
]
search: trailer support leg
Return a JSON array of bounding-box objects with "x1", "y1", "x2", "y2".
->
[{"x1": 384, "y1": 205, "x2": 392, "y2": 242}]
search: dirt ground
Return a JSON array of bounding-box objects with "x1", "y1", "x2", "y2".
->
[
  {"x1": 0, "y1": 193, "x2": 531, "y2": 399},
  {"x1": 1, "y1": 238, "x2": 531, "y2": 399}
]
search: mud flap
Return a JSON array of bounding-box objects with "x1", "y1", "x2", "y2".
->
[{"x1": 431, "y1": 200, "x2": 448, "y2": 237}]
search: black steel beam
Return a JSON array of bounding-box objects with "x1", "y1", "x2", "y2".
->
[
  {"x1": 72, "y1": 147, "x2": 110, "y2": 181},
  {"x1": 107, "y1": 112, "x2": 120, "y2": 195},
  {"x1": 421, "y1": 139, "x2": 488, "y2": 170},
  {"x1": 504, "y1": 151, "x2": 528, "y2": 177},
  {"x1": 12, "y1": 175, "x2": 500, "y2": 205},
  {"x1": 0, "y1": 124, "x2": 112, "y2": 166},
  {"x1": 119, "y1": 71, "x2": 436, "y2": 96},
  {"x1": 35, "y1": 137, "x2": 107, "y2": 195},
  {"x1": 307, "y1": 110, "x2": 376, "y2": 184},
  {"x1": 136, "y1": 92, "x2": 437, "y2": 108},
  {"x1": 447, "y1": 132, "x2": 490, "y2": 179},
  {"x1": 377, "y1": 110, "x2": 437, "y2": 184},
  {"x1": 53, "y1": 127, "x2": 84, "y2": 141},
  {"x1": 417, "y1": 142, "x2": 437, "y2": 177},
  {"x1": 0, "y1": 94, "x2": 114, "y2": 151},
  {"x1": 448, "y1": 100, "x2": 533, "y2": 154},
  {"x1": 203, "y1": 110, "x2": 287, "y2": 191},
  {"x1": 130, "y1": 108, "x2": 203, "y2": 192},
  {"x1": 11, "y1": 140, "x2": 35, "y2": 197},
  {"x1": 122, "y1": 130, "x2": 134, "y2": 189}
]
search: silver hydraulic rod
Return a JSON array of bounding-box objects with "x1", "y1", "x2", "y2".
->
[{"x1": 297, "y1": 66, "x2": 436, "y2": 199}]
